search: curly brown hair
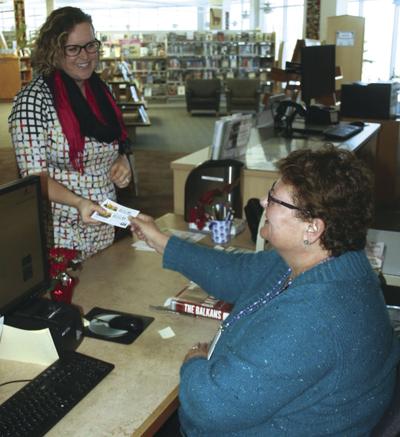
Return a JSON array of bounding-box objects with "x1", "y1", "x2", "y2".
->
[
  {"x1": 31, "y1": 7, "x2": 93, "y2": 76},
  {"x1": 276, "y1": 144, "x2": 374, "y2": 256}
]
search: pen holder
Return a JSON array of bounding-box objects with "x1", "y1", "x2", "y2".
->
[{"x1": 209, "y1": 219, "x2": 232, "y2": 244}]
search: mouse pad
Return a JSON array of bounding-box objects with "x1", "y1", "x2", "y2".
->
[{"x1": 84, "y1": 307, "x2": 154, "y2": 344}]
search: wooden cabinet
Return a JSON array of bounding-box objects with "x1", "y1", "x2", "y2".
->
[
  {"x1": 343, "y1": 117, "x2": 400, "y2": 206},
  {"x1": 0, "y1": 55, "x2": 32, "y2": 101},
  {"x1": 0, "y1": 55, "x2": 21, "y2": 101},
  {"x1": 326, "y1": 15, "x2": 365, "y2": 90},
  {"x1": 372, "y1": 119, "x2": 400, "y2": 206}
]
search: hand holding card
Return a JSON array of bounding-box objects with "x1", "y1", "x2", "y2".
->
[{"x1": 91, "y1": 199, "x2": 140, "y2": 228}]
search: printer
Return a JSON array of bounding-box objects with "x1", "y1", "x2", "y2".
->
[
  {"x1": 5, "y1": 298, "x2": 84, "y2": 356},
  {"x1": 340, "y1": 81, "x2": 400, "y2": 119}
]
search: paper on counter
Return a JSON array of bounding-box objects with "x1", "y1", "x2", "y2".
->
[
  {"x1": 168, "y1": 228, "x2": 205, "y2": 242},
  {"x1": 158, "y1": 326, "x2": 175, "y2": 339},
  {"x1": 132, "y1": 240, "x2": 156, "y2": 251},
  {"x1": 91, "y1": 198, "x2": 139, "y2": 228},
  {"x1": 132, "y1": 228, "x2": 205, "y2": 252},
  {"x1": 0, "y1": 324, "x2": 59, "y2": 365}
]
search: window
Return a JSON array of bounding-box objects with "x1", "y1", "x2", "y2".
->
[
  {"x1": 260, "y1": 1, "x2": 304, "y2": 67},
  {"x1": 347, "y1": 0, "x2": 399, "y2": 81}
]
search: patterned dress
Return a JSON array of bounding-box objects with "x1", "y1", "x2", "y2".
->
[{"x1": 8, "y1": 75, "x2": 119, "y2": 259}]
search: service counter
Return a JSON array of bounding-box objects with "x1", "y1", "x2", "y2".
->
[{"x1": 171, "y1": 123, "x2": 380, "y2": 215}]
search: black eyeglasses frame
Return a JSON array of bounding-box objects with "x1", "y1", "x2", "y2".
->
[
  {"x1": 63, "y1": 39, "x2": 101, "y2": 57},
  {"x1": 267, "y1": 182, "x2": 310, "y2": 215}
]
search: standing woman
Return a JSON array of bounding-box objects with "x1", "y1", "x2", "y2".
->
[{"x1": 9, "y1": 7, "x2": 132, "y2": 259}]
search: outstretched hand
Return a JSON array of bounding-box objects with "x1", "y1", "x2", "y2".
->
[
  {"x1": 76, "y1": 198, "x2": 107, "y2": 224},
  {"x1": 129, "y1": 213, "x2": 170, "y2": 254}
]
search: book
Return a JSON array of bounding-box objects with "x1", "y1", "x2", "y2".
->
[
  {"x1": 210, "y1": 118, "x2": 227, "y2": 160},
  {"x1": 164, "y1": 282, "x2": 233, "y2": 321},
  {"x1": 365, "y1": 240, "x2": 385, "y2": 271},
  {"x1": 210, "y1": 113, "x2": 253, "y2": 161}
]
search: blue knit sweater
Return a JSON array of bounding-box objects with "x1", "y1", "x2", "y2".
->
[{"x1": 163, "y1": 237, "x2": 400, "y2": 436}]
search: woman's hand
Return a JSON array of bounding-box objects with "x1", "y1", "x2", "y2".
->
[
  {"x1": 129, "y1": 213, "x2": 170, "y2": 254},
  {"x1": 183, "y1": 342, "x2": 209, "y2": 363},
  {"x1": 45, "y1": 175, "x2": 105, "y2": 225},
  {"x1": 76, "y1": 198, "x2": 108, "y2": 224},
  {"x1": 110, "y1": 154, "x2": 131, "y2": 188}
]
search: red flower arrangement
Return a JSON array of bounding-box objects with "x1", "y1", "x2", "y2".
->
[
  {"x1": 188, "y1": 182, "x2": 236, "y2": 230},
  {"x1": 48, "y1": 247, "x2": 81, "y2": 303}
]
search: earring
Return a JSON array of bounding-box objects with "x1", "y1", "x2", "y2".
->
[{"x1": 303, "y1": 239, "x2": 310, "y2": 245}]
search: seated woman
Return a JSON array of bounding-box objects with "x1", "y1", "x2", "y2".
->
[{"x1": 130, "y1": 145, "x2": 400, "y2": 436}]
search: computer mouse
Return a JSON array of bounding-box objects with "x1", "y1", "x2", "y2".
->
[
  {"x1": 350, "y1": 121, "x2": 365, "y2": 127},
  {"x1": 108, "y1": 315, "x2": 144, "y2": 334}
]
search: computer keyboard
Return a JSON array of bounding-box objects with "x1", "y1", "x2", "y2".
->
[
  {"x1": 324, "y1": 123, "x2": 363, "y2": 140},
  {"x1": 0, "y1": 351, "x2": 114, "y2": 437}
]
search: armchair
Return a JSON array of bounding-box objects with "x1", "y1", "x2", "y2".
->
[
  {"x1": 185, "y1": 79, "x2": 222, "y2": 116},
  {"x1": 225, "y1": 79, "x2": 261, "y2": 114}
]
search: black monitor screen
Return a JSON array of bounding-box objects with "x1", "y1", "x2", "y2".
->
[
  {"x1": 301, "y1": 45, "x2": 336, "y2": 107},
  {"x1": 0, "y1": 176, "x2": 49, "y2": 316}
]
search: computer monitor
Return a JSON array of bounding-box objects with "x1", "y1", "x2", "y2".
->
[
  {"x1": 0, "y1": 176, "x2": 49, "y2": 316},
  {"x1": 301, "y1": 45, "x2": 336, "y2": 107}
]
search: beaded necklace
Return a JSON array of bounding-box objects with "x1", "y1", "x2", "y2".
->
[
  {"x1": 222, "y1": 267, "x2": 292, "y2": 331},
  {"x1": 222, "y1": 255, "x2": 334, "y2": 331},
  {"x1": 207, "y1": 256, "x2": 334, "y2": 360},
  {"x1": 207, "y1": 268, "x2": 291, "y2": 360}
]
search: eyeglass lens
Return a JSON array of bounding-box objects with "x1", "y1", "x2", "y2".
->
[{"x1": 64, "y1": 40, "x2": 100, "y2": 56}]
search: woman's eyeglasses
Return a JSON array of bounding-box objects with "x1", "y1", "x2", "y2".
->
[
  {"x1": 63, "y1": 39, "x2": 101, "y2": 57},
  {"x1": 267, "y1": 182, "x2": 310, "y2": 214}
]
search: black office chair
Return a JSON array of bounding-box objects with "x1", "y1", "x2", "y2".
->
[
  {"x1": 185, "y1": 79, "x2": 222, "y2": 116},
  {"x1": 225, "y1": 79, "x2": 261, "y2": 114},
  {"x1": 371, "y1": 364, "x2": 400, "y2": 437}
]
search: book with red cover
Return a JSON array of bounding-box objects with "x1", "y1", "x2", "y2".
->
[{"x1": 164, "y1": 282, "x2": 233, "y2": 321}]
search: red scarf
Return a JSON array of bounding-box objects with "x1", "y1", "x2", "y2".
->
[{"x1": 53, "y1": 70, "x2": 127, "y2": 173}]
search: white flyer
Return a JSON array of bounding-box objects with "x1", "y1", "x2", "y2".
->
[{"x1": 91, "y1": 198, "x2": 139, "y2": 228}]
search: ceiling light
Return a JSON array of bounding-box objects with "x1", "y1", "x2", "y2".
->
[{"x1": 262, "y1": 2, "x2": 272, "y2": 14}]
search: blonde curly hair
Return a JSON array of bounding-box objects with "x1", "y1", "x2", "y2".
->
[{"x1": 31, "y1": 7, "x2": 93, "y2": 76}]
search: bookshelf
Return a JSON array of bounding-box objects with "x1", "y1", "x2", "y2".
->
[
  {"x1": 99, "y1": 30, "x2": 275, "y2": 101},
  {"x1": 99, "y1": 33, "x2": 168, "y2": 100},
  {"x1": 19, "y1": 56, "x2": 32, "y2": 87},
  {"x1": 165, "y1": 31, "x2": 275, "y2": 98}
]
